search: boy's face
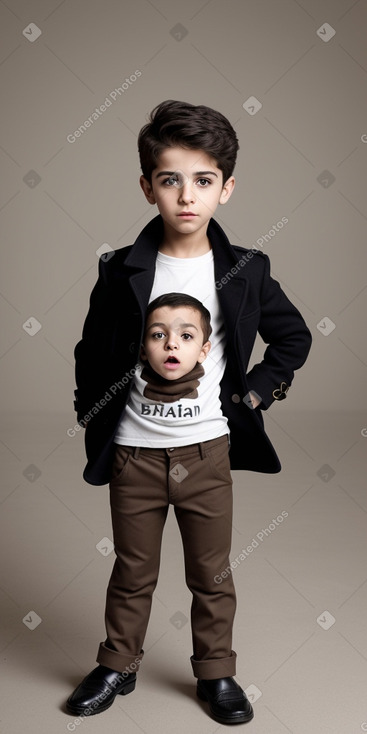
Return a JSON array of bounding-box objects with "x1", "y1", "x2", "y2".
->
[
  {"x1": 140, "y1": 147, "x2": 235, "y2": 240},
  {"x1": 141, "y1": 305, "x2": 211, "y2": 381}
]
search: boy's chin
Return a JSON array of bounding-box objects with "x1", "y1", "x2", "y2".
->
[{"x1": 156, "y1": 368, "x2": 182, "y2": 380}]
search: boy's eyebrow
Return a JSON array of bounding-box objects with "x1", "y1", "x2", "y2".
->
[
  {"x1": 147, "y1": 321, "x2": 199, "y2": 331},
  {"x1": 155, "y1": 170, "x2": 218, "y2": 179}
]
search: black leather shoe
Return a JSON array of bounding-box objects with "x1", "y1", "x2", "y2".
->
[
  {"x1": 197, "y1": 676, "x2": 254, "y2": 724},
  {"x1": 66, "y1": 665, "x2": 136, "y2": 716}
]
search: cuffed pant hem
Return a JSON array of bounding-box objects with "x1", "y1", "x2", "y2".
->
[
  {"x1": 96, "y1": 641, "x2": 144, "y2": 674},
  {"x1": 190, "y1": 650, "x2": 237, "y2": 679}
]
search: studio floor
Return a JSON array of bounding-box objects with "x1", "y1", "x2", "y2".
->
[{"x1": 1, "y1": 409, "x2": 366, "y2": 734}]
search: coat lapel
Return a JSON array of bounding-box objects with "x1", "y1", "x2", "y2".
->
[
  {"x1": 120, "y1": 216, "x2": 163, "y2": 314},
  {"x1": 209, "y1": 219, "x2": 250, "y2": 336}
]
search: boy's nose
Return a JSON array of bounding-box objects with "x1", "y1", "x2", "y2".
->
[{"x1": 179, "y1": 182, "x2": 195, "y2": 203}]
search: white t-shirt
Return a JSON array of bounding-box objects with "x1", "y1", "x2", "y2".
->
[{"x1": 114, "y1": 248, "x2": 229, "y2": 447}]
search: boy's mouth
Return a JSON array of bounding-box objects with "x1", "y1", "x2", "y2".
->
[{"x1": 164, "y1": 355, "x2": 180, "y2": 364}]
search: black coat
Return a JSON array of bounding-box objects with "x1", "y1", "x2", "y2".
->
[{"x1": 74, "y1": 215, "x2": 312, "y2": 485}]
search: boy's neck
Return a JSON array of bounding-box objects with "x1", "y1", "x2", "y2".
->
[{"x1": 158, "y1": 225, "x2": 212, "y2": 258}]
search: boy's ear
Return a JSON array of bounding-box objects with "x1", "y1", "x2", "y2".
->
[
  {"x1": 219, "y1": 176, "x2": 235, "y2": 205},
  {"x1": 197, "y1": 340, "x2": 211, "y2": 363},
  {"x1": 140, "y1": 343, "x2": 148, "y2": 361},
  {"x1": 140, "y1": 175, "x2": 156, "y2": 205}
]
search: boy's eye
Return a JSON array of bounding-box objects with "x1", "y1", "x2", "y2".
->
[
  {"x1": 163, "y1": 176, "x2": 179, "y2": 186},
  {"x1": 162, "y1": 176, "x2": 211, "y2": 187},
  {"x1": 181, "y1": 333, "x2": 193, "y2": 340},
  {"x1": 152, "y1": 331, "x2": 165, "y2": 339}
]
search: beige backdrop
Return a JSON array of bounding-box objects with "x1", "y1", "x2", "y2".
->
[
  {"x1": 1, "y1": 0, "x2": 366, "y2": 413},
  {"x1": 1, "y1": 2, "x2": 367, "y2": 734}
]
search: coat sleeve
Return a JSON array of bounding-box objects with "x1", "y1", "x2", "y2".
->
[
  {"x1": 73, "y1": 257, "x2": 115, "y2": 423},
  {"x1": 246, "y1": 253, "x2": 312, "y2": 409}
]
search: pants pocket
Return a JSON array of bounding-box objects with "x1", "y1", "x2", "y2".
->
[
  {"x1": 205, "y1": 439, "x2": 232, "y2": 484},
  {"x1": 110, "y1": 445, "x2": 132, "y2": 483}
]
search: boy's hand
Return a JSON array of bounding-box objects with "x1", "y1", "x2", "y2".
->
[{"x1": 248, "y1": 391, "x2": 261, "y2": 409}]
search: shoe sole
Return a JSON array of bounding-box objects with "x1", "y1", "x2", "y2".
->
[
  {"x1": 197, "y1": 686, "x2": 254, "y2": 725},
  {"x1": 66, "y1": 678, "x2": 136, "y2": 716}
]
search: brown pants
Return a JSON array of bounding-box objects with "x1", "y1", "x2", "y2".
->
[{"x1": 96, "y1": 434, "x2": 237, "y2": 679}]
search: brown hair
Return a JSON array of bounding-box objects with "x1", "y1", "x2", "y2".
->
[
  {"x1": 138, "y1": 100, "x2": 239, "y2": 184},
  {"x1": 145, "y1": 292, "x2": 212, "y2": 344}
]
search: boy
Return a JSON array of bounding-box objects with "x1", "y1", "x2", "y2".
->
[
  {"x1": 137, "y1": 291, "x2": 212, "y2": 403},
  {"x1": 67, "y1": 100, "x2": 312, "y2": 725}
]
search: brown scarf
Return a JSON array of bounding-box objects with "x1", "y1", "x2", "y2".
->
[{"x1": 141, "y1": 362, "x2": 204, "y2": 403}]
